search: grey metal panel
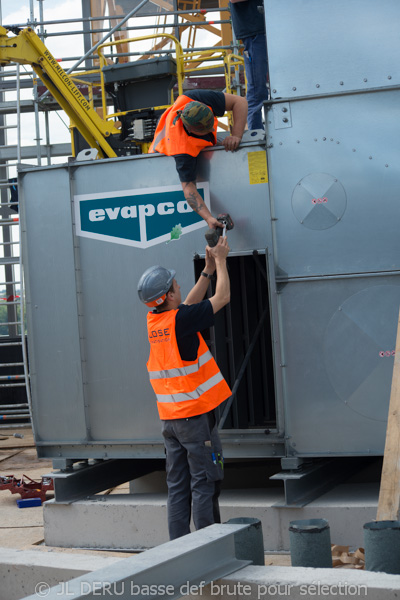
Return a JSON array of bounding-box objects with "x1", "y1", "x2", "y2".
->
[
  {"x1": 278, "y1": 275, "x2": 400, "y2": 456},
  {"x1": 265, "y1": 0, "x2": 400, "y2": 99},
  {"x1": 73, "y1": 146, "x2": 271, "y2": 443},
  {"x1": 266, "y1": 89, "x2": 400, "y2": 277},
  {"x1": 20, "y1": 169, "x2": 87, "y2": 442},
  {"x1": 20, "y1": 143, "x2": 272, "y2": 455}
]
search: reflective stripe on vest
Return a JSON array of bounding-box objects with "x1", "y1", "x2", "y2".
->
[
  {"x1": 148, "y1": 348, "x2": 213, "y2": 380},
  {"x1": 151, "y1": 122, "x2": 167, "y2": 154},
  {"x1": 149, "y1": 94, "x2": 218, "y2": 157},
  {"x1": 156, "y1": 371, "x2": 224, "y2": 403}
]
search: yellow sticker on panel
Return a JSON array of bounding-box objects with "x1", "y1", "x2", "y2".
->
[{"x1": 247, "y1": 151, "x2": 268, "y2": 185}]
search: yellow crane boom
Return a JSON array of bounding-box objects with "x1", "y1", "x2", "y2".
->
[{"x1": 0, "y1": 26, "x2": 119, "y2": 158}]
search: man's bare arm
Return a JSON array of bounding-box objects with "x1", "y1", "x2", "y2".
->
[
  {"x1": 222, "y1": 94, "x2": 248, "y2": 152},
  {"x1": 208, "y1": 237, "x2": 230, "y2": 314},
  {"x1": 181, "y1": 181, "x2": 223, "y2": 229},
  {"x1": 184, "y1": 247, "x2": 216, "y2": 305}
]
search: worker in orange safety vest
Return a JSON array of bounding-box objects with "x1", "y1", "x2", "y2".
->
[
  {"x1": 149, "y1": 90, "x2": 248, "y2": 230},
  {"x1": 138, "y1": 236, "x2": 231, "y2": 539}
]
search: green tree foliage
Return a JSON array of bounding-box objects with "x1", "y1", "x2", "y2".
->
[{"x1": 0, "y1": 302, "x2": 22, "y2": 336}]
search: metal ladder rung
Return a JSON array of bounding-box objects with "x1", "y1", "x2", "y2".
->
[
  {"x1": 0, "y1": 320, "x2": 21, "y2": 326},
  {"x1": 0, "y1": 125, "x2": 17, "y2": 130},
  {"x1": 0, "y1": 404, "x2": 28, "y2": 409},
  {"x1": 0, "y1": 341, "x2": 22, "y2": 347},
  {"x1": 0, "y1": 383, "x2": 26, "y2": 388},
  {"x1": 0, "y1": 241, "x2": 19, "y2": 245},
  {"x1": 0, "y1": 362, "x2": 24, "y2": 368},
  {"x1": 0, "y1": 301, "x2": 20, "y2": 306},
  {"x1": 0, "y1": 69, "x2": 23, "y2": 75},
  {"x1": 0, "y1": 414, "x2": 30, "y2": 419},
  {"x1": 0, "y1": 258, "x2": 20, "y2": 266},
  {"x1": 0, "y1": 219, "x2": 19, "y2": 225},
  {"x1": 0, "y1": 422, "x2": 31, "y2": 429},
  {"x1": 0, "y1": 281, "x2": 20, "y2": 286}
]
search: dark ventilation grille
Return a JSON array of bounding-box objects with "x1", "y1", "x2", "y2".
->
[{"x1": 195, "y1": 251, "x2": 276, "y2": 430}]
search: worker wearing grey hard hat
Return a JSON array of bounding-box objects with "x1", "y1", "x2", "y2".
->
[{"x1": 138, "y1": 236, "x2": 231, "y2": 539}]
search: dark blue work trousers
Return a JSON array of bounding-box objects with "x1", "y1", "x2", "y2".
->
[
  {"x1": 162, "y1": 410, "x2": 224, "y2": 540},
  {"x1": 243, "y1": 33, "x2": 269, "y2": 130}
]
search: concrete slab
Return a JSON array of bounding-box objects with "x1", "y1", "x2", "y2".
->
[
  {"x1": 183, "y1": 565, "x2": 400, "y2": 600},
  {"x1": 43, "y1": 483, "x2": 378, "y2": 551},
  {"x1": 0, "y1": 547, "x2": 121, "y2": 600},
  {"x1": 1, "y1": 545, "x2": 399, "y2": 600}
]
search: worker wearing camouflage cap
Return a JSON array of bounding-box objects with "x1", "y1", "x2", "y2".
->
[{"x1": 149, "y1": 90, "x2": 247, "y2": 230}]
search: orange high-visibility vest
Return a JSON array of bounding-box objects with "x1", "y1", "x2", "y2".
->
[
  {"x1": 146, "y1": 309, "x2": 231, "y2": 420},
  {"x1": 149, "y1": 95, "x2": 218, "y2": 157}
]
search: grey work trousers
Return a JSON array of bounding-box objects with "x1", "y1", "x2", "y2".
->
[{"x1": 161, "y1": 410, "x2": 224, "y2": 540}]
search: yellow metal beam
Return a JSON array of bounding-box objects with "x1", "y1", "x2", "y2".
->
[
  {"x1": 0, "y1": 27, "x2": 118, "y2": 158},
  {"x1": 218, "y1": 0, "x2": 232, "y2": 49}
]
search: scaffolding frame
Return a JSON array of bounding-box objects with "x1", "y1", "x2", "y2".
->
[{"x1": 0, "y1": 0, "x2": 244, "y2": 427}]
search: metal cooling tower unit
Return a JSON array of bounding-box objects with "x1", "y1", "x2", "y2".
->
[{"x1": 19, "y1": 0, "x2": 400, "y2": 502}]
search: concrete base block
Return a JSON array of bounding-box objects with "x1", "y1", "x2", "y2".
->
[
  {"x1": 0, "y1": 548, "x2": 120, "y2": 600},
  {"x1": 183, "y1": 565, "x2": 400, "y2": 600},
  {"x1": 44, "y1": 494, "x2": 170, "y2": 549},
  {"x1": 221, "y1": 483, "x2": 378, "y2": 551},
  {"x1": 44, "y1": 483, "x2": 378, "y2": 551}
]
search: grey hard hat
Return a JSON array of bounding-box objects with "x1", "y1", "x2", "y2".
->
[{"x1": 137, "y1": 265, "x2": 176, "y2": 307}]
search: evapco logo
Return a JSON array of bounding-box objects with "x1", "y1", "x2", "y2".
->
[{"x1": 74, "y1": 183, "x2": 209, "y2": 248}]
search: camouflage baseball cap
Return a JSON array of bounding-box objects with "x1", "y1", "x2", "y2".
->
[{"x1": 179, "y1": 101, "x2": 215, "y2": 133}]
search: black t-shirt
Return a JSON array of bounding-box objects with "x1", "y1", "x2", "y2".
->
[
  {"x1": 175, "y1": 300, "x2": 214, "y2": 361},
  {"x1": 173, "y1": 90, "x2": 226, "y2": 182}
]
